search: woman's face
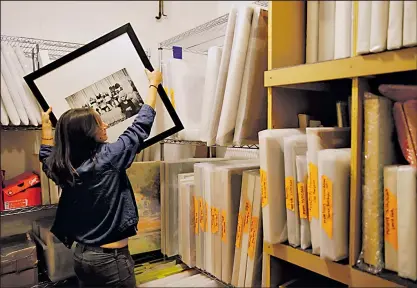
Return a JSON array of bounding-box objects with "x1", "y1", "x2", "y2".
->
[{"x1": 94, "y1": 113, "x2": 109, "y2": 143}]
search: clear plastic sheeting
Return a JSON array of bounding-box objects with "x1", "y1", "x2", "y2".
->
[
  {"x1": 216, "y1": 5, "x2": 254, "y2": 146},
  {"x1": 259, "y1": 129, "x2": 305, "y2": 245},
  {"x1": 397, "y1": 165, "x2": 417, "y2": 281},
  {"x1": 403, "y1": 0, "x2": 417, "y2": 47},
  {"x1": 318, "y1": 148, "x2": 351, "y2": 262},
  {"x1": 168, "y1": 59, "x2": 205, "y2": 141},
  {"x1": 356, "y1": 1, "x2": 372, "y2": 55},
  {"x1": 306, "y1": 127, "x2": 351, "y2": 255},
  {"x1": 369, "y1": 1, "x2": 389, "y2": 53},
  {"x1": 334, "y1": 1, "x2": 352, "y2": 59},
  {"x1": 205, "y1": 7, "x2": 238, "y2": 147},
  {"x1": 318, "y1": 1, "x2": 335, "y2": 62},
  {"x1": 199, "y1": 46, "x2": 223, "y2": 143},
  {"x1": 233, "y1": 7, "x2": 268, "y2": 146},
  {"x1": 306, "y1": 1, "x2": 319, "y2": 63},
  {"x1": 296, "y1": 155, "x2": 311, "y2": 250},
  {"x1": 359, "y1": 93, "x2": 395, "y2": 273},
  {"x1": 387, "y1": 1, "x2": 404, "y2": 50}
]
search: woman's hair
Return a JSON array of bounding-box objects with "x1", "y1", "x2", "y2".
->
[{"x1": 46, "y1": 108, "x2": 101, "y2": 186}]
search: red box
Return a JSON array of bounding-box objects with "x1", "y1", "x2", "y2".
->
[
  {"x1": 0, "y1": 170, "x2": 4, "y2": 211},
  {"x1": 2, "y1": 172, "x2": 42, "y2": 210}
]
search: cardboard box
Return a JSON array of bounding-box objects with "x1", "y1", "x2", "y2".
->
[{"x1": 2, "y1": 172, "x2": 41, "y2": 210}]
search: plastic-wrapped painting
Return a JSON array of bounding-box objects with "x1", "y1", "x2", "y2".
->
[{"x1": 126, "y1": 161, "x2": 161, "y2": 255}]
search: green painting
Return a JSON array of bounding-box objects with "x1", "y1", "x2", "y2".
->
[{"x1": 126, "y1": 161, "x2": 161, "y2": 255}]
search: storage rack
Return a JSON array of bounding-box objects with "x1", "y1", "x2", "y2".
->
[
  {"x1": 157, "y1": 1, "x2": 268, "y2": 160},
  {"x1": 263, "y1": 1, "x2": 416, "y2": 288}
]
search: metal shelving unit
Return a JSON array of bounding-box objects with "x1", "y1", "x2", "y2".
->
[
  {"x1": 158, "y1": 2, "x2": 267, "y2": 159},
  {"x1": 0, "y1": 204, "x2": 57, "y2": 217}
]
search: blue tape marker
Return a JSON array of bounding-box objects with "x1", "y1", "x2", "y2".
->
[{"x1": 173, "y1": 46, "x2": 183, "y2": 59}]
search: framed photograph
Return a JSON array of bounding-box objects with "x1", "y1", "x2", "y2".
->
[{"x1": 24, "y1": 23, "x2": 183, "y2": 149}]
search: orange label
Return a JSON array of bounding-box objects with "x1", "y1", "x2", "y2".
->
[
  {"x1": 211, "y1": 207, "x2": 219, "y2": 234},
  {"x1": 247, "y1": 216, "x2": 259, "y2": 260},
  {"x1": 235, "y1": 213, "x2": 244, "y2": 248},
  {"x1": 204, "y1": 201, "x2": 208, "y2": 232},
  {"x1": 285, "y1": 177, "x2": 295, "y2": 211},
  {"x1": 260, "y1": 169, "x2": 268, "y2": 207},
  {"x1": 221, "y1": 210, "x2": 226, "y2": 243},
  {"x1": 297, "y1": 182, "x2": 308, "y2": 219},
  {"x1": 308, "y1": 162, "x2": 319, "y2": 220},
  {"x1": 193, "y1": 196, "x2": 199, "y2": 235},
  {"x1": 321, "y1": 175, "x2": 333, "y2": 239},
  {"x1": 384, "y1": 188, "x2": 398, "y2": 250},
  {"x1": 199, "y1": 198, "x2": 204, "y2": 231},
  {"x1": 243, "y1": 200, "x2": 252, "y2": 233}
]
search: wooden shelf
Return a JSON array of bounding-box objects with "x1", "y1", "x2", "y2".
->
[
  {"x1": 265, "y1": 47, "x2": 417, "y2": 87},
  {"x1": 264, "y1": 242, "x2": 401, "y2": 287}
]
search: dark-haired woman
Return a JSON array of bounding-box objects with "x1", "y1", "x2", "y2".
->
[{"x1": 39, "y1": 69, "x2": 162, "y2": 287}]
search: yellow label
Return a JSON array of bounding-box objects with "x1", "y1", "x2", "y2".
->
[
  {"x1": 260, "y1": 169, "x2": 268, "y2": 207},
  {"x1": 169, "y1": 88, "x2": 175, "y2": 109},
  {"x1": 285, "y1": 177, "x2": 295, "y2": 211},
  {"x1": 321, "y1": 175, "x2": 333, "y2": 239},
  {"x1": 193, "y1": 196, "x2": 199, "y2": 235},
  {"x1": 204, "y1": 201, "x2": 208, "y2": 232},
  {"x1": 308, "y1": 163, "x2": 319, "y2": 220},
  {"x1": 221, "y1": 210, "x2": 227, "y2": 243},
  {"x1": 235, "y1": 213, "x2": 244, "y2": 249},
  {"x1": 199, "y1": 198, "x2": 204, "y2": 231},
  {"x1": 384, "y1": 188, "x2": 398, "y2": 250},
  {"x1": 211, "y1": 207, "x2": 219, "y2": 234},
  {"x1": 297, "y1": 182, "x2": 308, "y2": 219},
  {"x1": 243, "y1": 200, "x2": 252, "y2": 233},
  {"x1": 247, "y1": 216, "x2": 259, "y2": 260}
]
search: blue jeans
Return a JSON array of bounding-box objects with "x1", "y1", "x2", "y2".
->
[{"x1": 73, "y1": 243, "x2": 136, "y2": 288}]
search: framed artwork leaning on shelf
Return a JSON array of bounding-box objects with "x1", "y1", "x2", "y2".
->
[{"x1": 24, "y1": 23, "x2": 183, "y2": 149}]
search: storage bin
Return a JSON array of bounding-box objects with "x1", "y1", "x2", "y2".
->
[{"x1": 0, "y1": 233, "x2": 38, "y2": 288}]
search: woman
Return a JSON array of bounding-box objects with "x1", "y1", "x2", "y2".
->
[{"x1": 39, "y1": 69, "x2": 162, "y2": 287}]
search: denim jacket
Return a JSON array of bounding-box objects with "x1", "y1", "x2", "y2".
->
[{"x1": 39, "y1": 104, "x2": 156, "y2": 248}]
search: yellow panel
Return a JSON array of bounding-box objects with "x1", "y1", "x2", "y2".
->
[
  {"x1": 265, "y1": 47, "x2": 417, "y2": 87},
  {"x1": 268, "y1": 1, "x2": 305, "y2": 70},
  {"x1": 264, "y1": 242, "x2": 400, "y2": 287}
]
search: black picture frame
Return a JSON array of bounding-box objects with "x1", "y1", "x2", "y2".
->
[{"x1": 24, "y1": 23, "x2": 183, "y2": 150}]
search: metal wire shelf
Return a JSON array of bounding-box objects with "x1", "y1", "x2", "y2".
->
[
  {"x1": 1, "y1": 204, "x2": 57, "y2": 217},
  {"x1": 1, "y1": 125, "x2": 43, "y2": 131},
  {"x1": 161, "y1": 138, "x2": 259, "y2": 149},
  {"x1": 1, "y1": 35, "x2": 83, "y2": 61},
  {"x1": 159, "y1": 1, "x2": 268, "y2": 55}
]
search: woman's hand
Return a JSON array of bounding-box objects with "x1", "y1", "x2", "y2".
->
[
  {"x1": 42, "y1": 107, "x2": 53, "y2": 126},
  {"x1": 145, "y1": 69, "x2": 162, "y2": 86}
]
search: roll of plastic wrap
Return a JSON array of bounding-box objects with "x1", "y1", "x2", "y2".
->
[
  {"x1": 383, "y1": 165, "x2": 399, "y2": 272},
  {"x1": 0, "y1": 73, "x2": 21, "y2": 125},
  {"x1": 387, "y1": 1, "x2": 404, "y2": 50},
  {"x1": 284, "y1": 135, "x2": 308, "y2": 248},
  {"x1": 1, "y1": 99, "x2": 10, "y2": 125},
  {"x1": 403, "y1": 0, "x2": 417, "y2": 47},
  {"x1": 318, "y1": 1, "x2": 335, "y2": 62},
  {"x1": 334, "y1": 1, "x2": 352, "y2": 59},
  {"x1": 3, "y1": 44, "x2": 41, "y2": 123},
  {"x1": 397, "y1": 165, "x2": 417, "y2": 281},
  {"x1": 38, "y1": 50, "x2": 51, "y2": 67},
  {"x1": 199, "y1": 46, "x2": 222, "y2": 142},
  {"x1": 306, "y1": 127, "x2": 351, "y2": 255},
  {"x1": 216, "y1": 5, "x2": 254, "y2": 146},
  {"x1": 169, "y1": 59, "x2": 205, "y2": 141},
  {"x1": 363, "y1": 93, "x2": 395, "y2": 271},
  {"x1": 357, "y1": 1, "x2": 372, "y2": 55},
  {"x1": 259, "y1": 129, "x2": 304, "y2": 244},
  {"x1": 370, "y1": 1, "x2": 389, "y2": 53},
  {"x1": 1, "y1": 55, "x2": 29, "y2": 125},
  {"x1": 306, "y1": 1, "x2": 319, "y2": 63},
  {"x1": 233, "y1": 7, "x2": 268, "y2": 146},
  {"x1": 204, "y1": 7, "x2": 237, "y2": 146},
  {"x1": 1, "y1": 44, "x2": 39, "y2": 125},
  {"x1": 318, "y1": 148, "x2": 351, "y2": 262},
  {"x1": 296, "y1": 155, "x2": 311, "y2": 250}
]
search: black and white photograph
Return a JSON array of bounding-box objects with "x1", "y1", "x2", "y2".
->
[{"x1": 65, "y1": 68, "x2": 144, "y2": 127}]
